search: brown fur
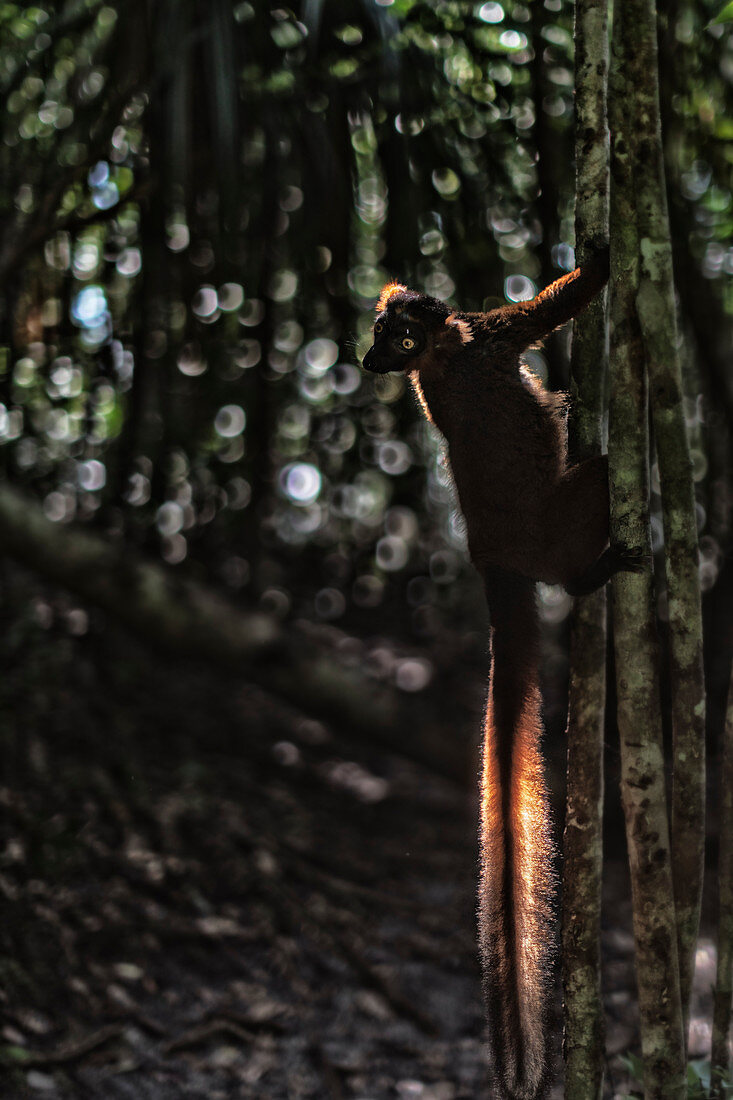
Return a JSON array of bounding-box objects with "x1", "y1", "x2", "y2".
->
[{"x1": 362, "y1": 250, "x2": 613, "y2": 1100}]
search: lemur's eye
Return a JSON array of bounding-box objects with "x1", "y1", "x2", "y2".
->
[
  {"x1": 374, "y1": 321, "x2": 384, "y2": 334},
  {"x1": 402, "y1": 337, "x2": 416, "y2": 350}
]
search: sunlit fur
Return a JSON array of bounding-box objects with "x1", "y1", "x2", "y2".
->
[
  {"x1": 367, "y1": 256, "x2": 612, "y2": 590},
  {"x1": 408, "y1": 371, "x2": 432, "y2": 423},
  {"x1": 363, "y1": 252, "x2": 612, "y2": 1100},
  {"x1": 445, "y1": 312, "x2": 474, "y2": 344},
  {"x1": 479, "y1": 574, "x2": 554, "y2": 1100},
  {"x1": 375, "y1": 281, "x2": 408, "y2": 313}
]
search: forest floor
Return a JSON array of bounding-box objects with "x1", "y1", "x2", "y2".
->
[{"x1": 0, "y1": 604, "x2": 718, "y2": 1100}]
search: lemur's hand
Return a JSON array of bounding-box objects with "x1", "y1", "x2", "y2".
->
[{"x1": 584, "y1": 241, "x2": 610, "y2": 280}]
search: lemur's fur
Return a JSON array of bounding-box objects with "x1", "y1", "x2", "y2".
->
[{"x1": 364, "y1": 249, "x2": 632, "y2": 1100}]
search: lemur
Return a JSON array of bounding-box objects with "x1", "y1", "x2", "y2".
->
[{"x1": 362, "y1": 248, "x2": 637, "y2": 1100}]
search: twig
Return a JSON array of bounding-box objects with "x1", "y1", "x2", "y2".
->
[
  {"x1": 261, "y1": 870, "x2": 440, "y2": 1037},
  {"x1": 330, "y1": 924, "x2": 439, "y2": 1036},
  {"x1": 161, "y1": 1019, "x2": 254, "y2": 1055},
  {"x1": 315, "y1": 1043, "x2": 346, "y2": 1099},
  {"x1": 0, "y1": 1023, "x2": 124, "y2": 1068}
]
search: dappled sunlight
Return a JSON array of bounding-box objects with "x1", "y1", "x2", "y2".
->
[
  {"x1": 0, "y1": 4, "x2": 728, "y2": 1100},
  {"x1": 0, "y1": 0, "x2": 725, "y2": 642}
]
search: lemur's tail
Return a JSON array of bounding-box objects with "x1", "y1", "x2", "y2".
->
[{"x1": 479, "y1": 569, "x2": 555, "y2": 1100}]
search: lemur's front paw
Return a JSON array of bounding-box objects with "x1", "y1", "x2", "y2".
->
[
  {"x1": 610, "y1": 543, "x2": 647, "y2": 575},
  {"x1": 586, "y1": 242, "x2": 610, "y2": 279}
]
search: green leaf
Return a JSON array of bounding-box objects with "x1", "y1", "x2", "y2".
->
[
  {"x1": 115, "y1": 166, "x2": 134, "y2": 196},
  {"x1": 0, "y1": 1044, "x2": 33, "y2": 1064},
  {"x1": 620, "y1": 1052, "x2": 645, "y2": 1082},
  {"x1": 687, "y1": 1059, "x2": 711, "y2": 1092},
  {"x1": 712, "y1": 0, "x2": 733, "y2": 23}
]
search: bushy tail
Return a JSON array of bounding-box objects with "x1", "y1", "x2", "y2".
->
[{"x1": 478, "y1": 569, "x2": 555, "y2": 1100}]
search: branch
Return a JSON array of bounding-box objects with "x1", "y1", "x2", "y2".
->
[
  {"x1": 0, "y1": 182, "x2": 155, "y2": 289},
  {"x1": 0, "y1": 73, "x2": 144, "y2": 287},
  {"x1": 0, "y1": 484, "x2": 464, "y2": 780},
  {"x1": 0, "y1": 2, "x2": 104, "y2": 101}
]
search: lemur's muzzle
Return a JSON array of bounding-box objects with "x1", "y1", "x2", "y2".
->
[{"x1": 362, "y1": 346, "x2": 392, "y2": 374}]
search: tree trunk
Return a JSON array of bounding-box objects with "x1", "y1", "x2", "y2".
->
[
  {"x1": 561, "y1": 1, "x2": 609, "y2": 1096},
  {"x1": 711, "y1": 664, "x2": 733, "y2": 1098},
  {"x1": 608, "y1": 1, "x2": 686, "y2": 1094},
  {"x1": 627, "y1": 0, "x2": 706, "y2": 1034}
]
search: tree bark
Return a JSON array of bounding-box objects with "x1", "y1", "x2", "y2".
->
[
  {"x1": 0, "y1": 484, "x2": 466, "y2": 779},
  {"x1": 627, "y1": 0, "x2": 706, "y2": 1034},
  {"x1": 711, "y1": 664, "x2": 733, "y2": 1098},
  {"x1": 561, "y1": 1, "x2": 609, "y2": 1097},
  {"x1": 608, "y1": 2, "x2": 686, "y2": 1095}
]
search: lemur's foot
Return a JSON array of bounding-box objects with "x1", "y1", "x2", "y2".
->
[{"x1": 564, "y1": 543, "x2": 648, "y2": 597}]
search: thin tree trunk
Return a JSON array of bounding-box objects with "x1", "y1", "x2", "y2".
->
[
  {"x1": 561, "y1": 1, "x2": 609, "y2": 1097},
  {"x1": 627, "y1": 0, "x2": 706, "y2": 1035},
  {"x1": 711, "y1": 664, "x2": 733, "y2": 1098},
  {"x1": 529, "y1": 0, "x2": 569, "y2": 389},
  {"x1": 608, "y1": 2, "x2": 686, "y2": 1094}
]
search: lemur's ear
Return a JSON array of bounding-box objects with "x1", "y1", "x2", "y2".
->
[
  {"x1": 376, "y1": 282, "x2": 407, "y2": 313},
  {"x1": 445, "y1": 312, "x2": 474, "y2": 345}
]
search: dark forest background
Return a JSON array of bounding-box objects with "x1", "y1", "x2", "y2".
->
[{"x1": 0, "y1": 2, "x2": 731, "y2": 1097}]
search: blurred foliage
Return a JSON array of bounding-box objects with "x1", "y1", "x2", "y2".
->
[{"x1": 0, "y1": 0, "x2": 730, "y2": 647}]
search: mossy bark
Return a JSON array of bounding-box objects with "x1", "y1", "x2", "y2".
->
[
  {"x1": 608, "y1": 2, "x2": 686, "y2": 1096},
  {"x1": 562, "y1": 603, "x2": 607, "y2": 1100},
  {"x1": 627, "y1": 0, "x2": 706, "y2": 1032},
  {"x1": 561, "y1": 1, "x2": 608, "y2": 1097},
  {"x1": 711, "y1": 666, "x2": 733, "y2": 1098}
]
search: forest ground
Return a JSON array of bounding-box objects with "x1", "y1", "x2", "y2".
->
[{"x1": 0, "y1": 581, "x2": 718, "y2": 1100}]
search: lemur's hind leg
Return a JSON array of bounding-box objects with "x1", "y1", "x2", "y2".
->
[
  {"x1": 543, "y1": 455, "x2": 646, "y2": 594},
  {"x1": 564, "y1": 543, "x2": 646, "y2": 596},
  {"x1": 540, "y1": 455, "x2": 610, "y2": 584}
]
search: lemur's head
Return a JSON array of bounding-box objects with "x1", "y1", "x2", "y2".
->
[{"x1": 362, "y1": 282, "x2": 473, "y2": 375}]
